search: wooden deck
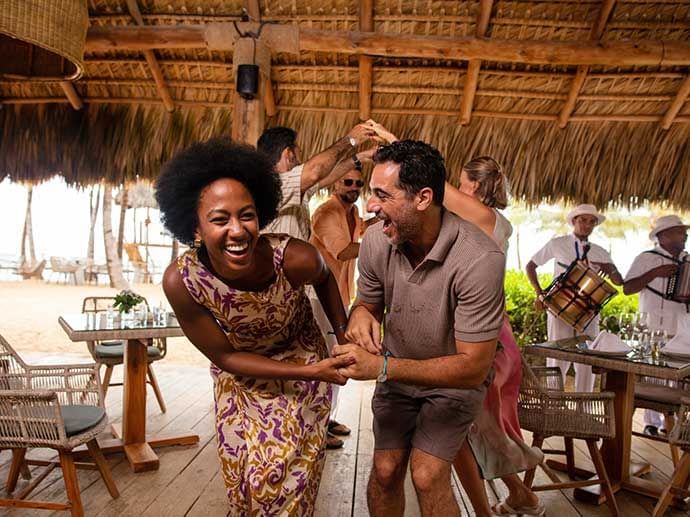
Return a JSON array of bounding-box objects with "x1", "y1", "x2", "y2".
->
[{"x1": 0, "y1": 360, "x2": 687, "y2": 516}]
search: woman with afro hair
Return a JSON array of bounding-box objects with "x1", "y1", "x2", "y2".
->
[{"x1": 156, "y1": 138, "x2": 353, "y2": 516}]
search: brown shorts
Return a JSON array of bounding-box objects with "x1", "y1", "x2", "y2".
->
[{"x1": 371, "y1": 378, "x2": 489, "y2": 462}]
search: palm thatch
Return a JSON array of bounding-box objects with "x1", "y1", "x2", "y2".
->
[{"x1": 1, "y1": 0, "x2": 689, "y2": 208}]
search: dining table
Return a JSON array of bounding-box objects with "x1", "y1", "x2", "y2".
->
[
  {"x1": 525, "y1": 336, "x2": 690, "y2": 507},
  {"x1": 58, "y1": 312, "x2": 200, "y2": 473}
]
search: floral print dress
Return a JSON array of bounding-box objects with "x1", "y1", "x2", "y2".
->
[{"x1": 177, "y1": 234, "x2": 331, "y2": 516}]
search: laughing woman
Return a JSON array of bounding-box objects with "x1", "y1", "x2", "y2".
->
[{"x1": 156, "y1": 138, "x2": 352, "y2": 516}]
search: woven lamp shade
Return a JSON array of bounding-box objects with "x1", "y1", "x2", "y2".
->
[{"x1": 0, "y1": 0, "x2": 88, "y2": 80}]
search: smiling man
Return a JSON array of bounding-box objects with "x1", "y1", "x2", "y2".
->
[{"x1": 333, "y1": 140, "x2": 506, "y2": 517}]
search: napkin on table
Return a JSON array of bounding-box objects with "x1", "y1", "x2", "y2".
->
[{"x1": 589, "y1": 331, "x2": 630, "y2": 353}]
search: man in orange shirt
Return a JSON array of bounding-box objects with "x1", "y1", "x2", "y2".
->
[{"x1": 311, "y1": 165, "x2": 365, "y2": 310}]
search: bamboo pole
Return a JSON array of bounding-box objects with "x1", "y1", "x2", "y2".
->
[
  {"x1": 459, "y1": 0, "x2": 493, "y2": 125},
  {"x1": 661, "y1": 73, "x2": 690, "y2": 130},
  {"x1": 59, "y1": 82, "x2": 83, "y2": 110},
  {"x1": 84, "y1": 24, "x2": 690, "y2": 66},
  {"x1": 126, "y1": 0, "x2": 175, "y2": 112},
  {"x1": 557, "y1": 0, "x2": 616, "y2": 128}
]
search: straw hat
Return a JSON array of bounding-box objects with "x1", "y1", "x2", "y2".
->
[
  {"x1": 649, "y1": 215, "x2": 690, "y2": 241},
  {"x1": 567, "y1": 204, "x2": 606, "y2": 226}
]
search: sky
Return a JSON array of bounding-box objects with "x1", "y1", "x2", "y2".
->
[{"x1": 0, "y1": 177, "x2": 660, "y2": 277}]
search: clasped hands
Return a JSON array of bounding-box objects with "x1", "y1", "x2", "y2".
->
[{"x1": 318, "y1": 307, "x2": 385, "y2": 385}]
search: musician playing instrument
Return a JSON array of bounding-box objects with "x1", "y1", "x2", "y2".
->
[
  {"x1": 624, "y1": 214, "x2": 690, "y2": 437},
  {"x1": 526, "y1": 204, "x2": 623, "y2": 392}
]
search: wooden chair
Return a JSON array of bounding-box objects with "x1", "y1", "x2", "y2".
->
[
  {"x1": 49, "y1": 257, "x2": 80, "y2": 284},
  {"x1": 653, "y1": 397, "x2": 690, "y2": 516},
  {"x1": 81, "y1": 296, "x2": 167, "y2": 413},
  {"x1": 518, "y1": 359, "x2": 620, "y2": 516},
  {"x1": 0, "y1": 334, "x2": 118, "y2": 516},
  {"x1": 123, "y1": 244, "x2": 153, "y2": 284},
  {"x1": 633, "y1": 376, "x2": 690, "y2": 467},
  {"x1": 17, "y1": 259, "x2": 46, "y2": 280}
]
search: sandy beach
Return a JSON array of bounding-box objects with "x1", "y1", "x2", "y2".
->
[{"x1": 0, "y1": 279, "x2": 208, "y2": 366}]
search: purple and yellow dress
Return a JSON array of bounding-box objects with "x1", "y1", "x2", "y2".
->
[{"x1": 177, "y1": 234, "x2": 331, "y2": 516}]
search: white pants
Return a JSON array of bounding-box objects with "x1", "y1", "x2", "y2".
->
[
  {"x1": 309, "y1": 296, "x2": 339, "y2": 419},
  {"x1": 644, "y1": 410, "x2": 663, "y2": 428},
  {"x1": 546, "y1": 313, "x2": 598, "y2": 392}
]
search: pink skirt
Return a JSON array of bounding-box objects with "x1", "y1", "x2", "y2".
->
[{"x1": 467, "y1": 317, "x2": 543, "y2": 479}]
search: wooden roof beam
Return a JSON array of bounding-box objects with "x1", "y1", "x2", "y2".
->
[
  {"x1": 358, "y1": 0, "x2": 374, "y2": 121},
  {"x1": 85, "y1": 25, "x2": 690, "y2": 67},
  {"x1": 244, "y1": 0, "x2": 261, "y2": 21},
  {"x1": 126, "y1": 0, "x2": 175, "y2": 112},
  {"x1": 558, "y1": 0, "x2": 616, "y2": 128},
  {"x1": 59, "y1": 81, "x2": 83, "y2": 110},
  {"x1": 459, "y1": 0, "x2": 494, "y2": 125},
  {"x1": 661, "y1": 73, "x2": 690, "y2": 129}
]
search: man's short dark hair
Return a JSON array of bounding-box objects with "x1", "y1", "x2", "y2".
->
[
  {"x1": 256, "y1": 127, "x2": 298, "y2": 166},
  {"x1": 373, "y1": 140, "x2": 446, "y2": 206},
  {"x1": 155, "y1": 137, "x2": 282, "y2": 245}
]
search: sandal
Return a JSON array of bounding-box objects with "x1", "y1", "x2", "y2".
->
[
  {"x1": 493, "y1": 500, "x2": 545, "y2": 516},
  {"x1": 326, "y1": 433, "x2": 344, "y2": 450},
  {"x1": 328, "y1": 420, "x2": 351, "y2": 436}
]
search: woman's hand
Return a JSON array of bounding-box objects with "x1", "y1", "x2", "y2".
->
[
  {"x1": 364, "y1": 120, "x2": 398, "y2": 144},
  {"x1": 305, "y1": 355, "x2": 354, "y2": 385}
]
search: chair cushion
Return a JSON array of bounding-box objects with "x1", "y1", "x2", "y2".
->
[
  {"x1": 61, "y1": 405, "x2": 106, "y2": 436},
  {"x1": 99, "y1": 340, "x2": 125, "y2": 347},
  {"x1": 94, "y1": 343, "x2": 162, "y2": 359},
  {"x1": 635, "y1": 384, "x2": 685, "y2": 407}
]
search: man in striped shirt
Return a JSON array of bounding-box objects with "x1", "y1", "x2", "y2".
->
[{"x1": 257, "y1": 123, "x2": 379, "y2": 448}]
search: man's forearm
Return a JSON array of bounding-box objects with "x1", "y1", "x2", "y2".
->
[
  {"x1": 301, "y1": 138, "x2": 354, "y2": 193},
  {"x1": 387, "y1": 353, "x2": 493, "y2": 389},
  {"x1": 525, "y1": 262, "x2": 542, "y2": 294},
  {"x1": 623, "y1": 272, "x2": 653, "y2": 295},
  {"x1": 337, "y1": 242, "x2": 360, "y2": 261}
]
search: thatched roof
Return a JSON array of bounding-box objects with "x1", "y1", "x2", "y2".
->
[{"x1": 1, "y1": 0, "x2": 690, "y2": 208}]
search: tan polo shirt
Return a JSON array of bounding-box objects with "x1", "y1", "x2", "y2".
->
[
  {"x1": 310, "y1": 194, "x2": 362, "y2": 310},
  {"x1": 356, "y1": 210, "x2": 505, "y2": 359}
]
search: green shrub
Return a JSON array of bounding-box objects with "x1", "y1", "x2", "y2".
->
[{"x1": 504, "y1": 270, "x2": 638, "y2": 346}]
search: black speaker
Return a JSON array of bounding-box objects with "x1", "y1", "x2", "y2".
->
[{"x1": 236, "y1": 64, "x2": 259, "y2": 100}]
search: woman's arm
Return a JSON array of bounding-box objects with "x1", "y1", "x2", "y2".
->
[
  {"x1": 283, "y1": 239, "x2": 350, "y2": 345},
  {"x1": 443, "y1": 181, "x2": 496, "y2": 237},
  {"x1": 162, "y1": 262, "x2": 351, "y2": 383}
]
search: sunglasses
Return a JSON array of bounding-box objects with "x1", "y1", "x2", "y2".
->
[{"x1": 343, "y1": 179, "x2": 365, "y2": 188}]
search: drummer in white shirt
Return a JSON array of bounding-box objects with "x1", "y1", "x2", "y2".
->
[
  {"x1": 526, "y1": 204, "x2": 623, "y2": 392},
  {"x1": 624, "y1": 214, "x2": 690, "y2": 436}
]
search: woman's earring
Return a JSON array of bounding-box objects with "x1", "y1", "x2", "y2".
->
[{"x1": 193, "y1": 237, "x2": 202, "y2": 249}]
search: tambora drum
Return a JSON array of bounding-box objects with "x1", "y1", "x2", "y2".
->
[{"x1": 542, "y1": 260, "x2": 617, "y2": 332}]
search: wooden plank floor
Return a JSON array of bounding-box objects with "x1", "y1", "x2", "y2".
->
[{"x1": 0, "y1": 361, "x2": 686, "y2": 516}]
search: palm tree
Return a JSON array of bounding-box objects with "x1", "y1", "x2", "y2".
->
[
  {"x1": 103, "y1": 187, "x2": 129, "y2": 289},
  {"x1": 86, "y1": 185, "x2": 101, "y2": 262},
  {"x1": 19, "y1": 185, "x2": 36, "y2": 267}
]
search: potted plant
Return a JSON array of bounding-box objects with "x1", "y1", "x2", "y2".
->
[{"x1": 113, "y1": 290, "x2": 144, "y2": 314}]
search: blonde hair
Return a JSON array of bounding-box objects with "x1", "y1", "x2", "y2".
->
[{"x1": 462, "y1": 156, "x2": 509, "y2": 209}]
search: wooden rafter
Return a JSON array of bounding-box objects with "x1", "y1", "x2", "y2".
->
[
  {"x1": 557, "y1": 0, "x2": 617, "y2": 128},
  {"x1": 661, "y1": 73, "x2": 690, "y2": 129},
  {"x1": 59, "y1": 81, "x2": 83, "y2": 110},
  {"x1": 126, "y1": 0, "x2": 175, "y2": 112},
  {"x1": 459, "y1": 0, "x2": 493, "y2": 125},
  {"x1": 84, "y1": 24, "x2": 690, "y2": 67},
  {"x1": 358, "y1": 0, "x2": 374, "y2": 121}
]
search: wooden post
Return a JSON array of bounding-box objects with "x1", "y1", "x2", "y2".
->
[
  {"x1": 231, "y1": 38, "x2": 270, "y2": 145},
  {"x1": 358, "y1": 0, "x2": 374, "y2": 121}
]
